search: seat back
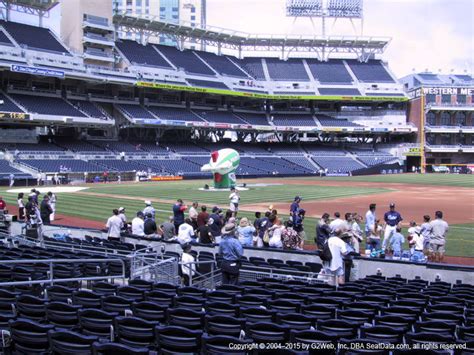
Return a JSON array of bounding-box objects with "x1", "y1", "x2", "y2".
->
[{"x1": 48, "y1": 329, "x2": 97, "y2": 355}]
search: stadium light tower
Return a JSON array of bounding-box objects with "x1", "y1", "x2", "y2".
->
[{"x1": 286, "y1": 0, "x2": 364, "y2": 36}]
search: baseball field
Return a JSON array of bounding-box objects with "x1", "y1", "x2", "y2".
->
[{"x1": 1, "y1": 174, "x2": 473, "y2": 260}]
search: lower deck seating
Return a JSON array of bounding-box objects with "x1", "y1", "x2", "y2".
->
[
  {"x1": 19, "y1": 159, "x2": 102, "y2": 173},
  {"x1": 0, "y1": 239, "x2": 472, "y2": 355},
  {"x1": 311, "y1": 156, "x2": 364, "y2": 173}
]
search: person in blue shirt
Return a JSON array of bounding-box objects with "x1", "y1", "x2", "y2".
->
[
  {"x1": 389, "y1": 226, "x2": 405, "y2": 259},
  {"x1": 219, "y1": 223, "x2": 243, "y2": 285},
  {"x1": 382, "y1": 203, "x2": 403, "y2": 250},
  {"x1": 172, "y1": 199, "x2": 187, "y2": 233},
  {"x1": 289, "y1": 196, "x2": 301, "y2": 218}
]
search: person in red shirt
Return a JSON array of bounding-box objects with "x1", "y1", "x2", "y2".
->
[
  {"x1": 0, "y1": 197, "x2": 6, "y2": 210},
  {"x1": 197, "y1": 205, "x2": 209, "y2": 227}
]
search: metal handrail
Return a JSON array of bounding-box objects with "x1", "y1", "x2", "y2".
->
[{"x1": 0, "y1": 257, "x2": 127, "y2": 287}]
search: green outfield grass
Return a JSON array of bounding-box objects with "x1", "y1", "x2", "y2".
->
[
  {"x1": 1, "y1": 173, "x2": 472, "y2": 257},
  {"x1": 84, "y1": 180, "x2": 390, "y2": 205},
  {"x1": 300, "y1": 173, "x2": 474, "y2": 188}
]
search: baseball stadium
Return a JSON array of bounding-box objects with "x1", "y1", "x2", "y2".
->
[{"x1": 0, "y1": 0, "x2": 472, "y2": 353}]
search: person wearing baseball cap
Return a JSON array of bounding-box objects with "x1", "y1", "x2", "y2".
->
[
  {"x1": 118, "y1": 207, "x2": 127, "y2": 228},
  {"x1": 143, "y1": 201, "x2": 155, "y2": 220},
  {"x1": 208, "y1": 207, "x2": 223, "y2": 241},
  {"x1": 382, "y1": 202, "x2": 403, "y2": 250},
  {"x1": 131, "y1": 211, "x2": 145, "y2": 237},
  {"x1": 219, "y1": 222, "x2": 243, "y2": 285}
]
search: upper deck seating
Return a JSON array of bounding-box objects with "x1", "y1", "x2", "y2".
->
[{"x1": 116, "y1": 40, "x2": 172, "y2": 68}]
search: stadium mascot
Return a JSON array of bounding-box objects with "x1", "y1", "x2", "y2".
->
[{"x1": 201, "y1": 148, "x2": 240, "y2": 189}]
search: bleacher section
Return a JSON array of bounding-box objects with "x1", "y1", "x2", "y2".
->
[
  {"x1": 117, "y1": 104, "x2": 156, "y2": 120},
  {"x1": 0, "y1": 92, "x2": 25, "y2": 112},
  {"x1": 0, "y1": 29, "x2": 12, "y2": 45},
  {"x1": 0, "y1": 160, "x2": 28, "y2": 180},
  {"x1": 9, "y1": 94, "x2": 86, "y2": 117},
  {"x1": 234, "y1": 112, "x2": 270, "y2": 126},
  {"x1": 116, "y1": 40, "x2": 172, "y2": 68},
  {"x1": 195, "y1": 51, "x2": 249, "y2": 78},
  {"x1": 265, "y1": 58, "x2": 309, "y2": 81},
  {"x1": 271, "y1": 114, "x2": 316, "y2": 127},
  {"x1": 346, "y1": 60, "x2": 395, "y2": 83},
  {"x1": 147, "y1": 106, "x2": 203, "y2": 122},
  {"x1": 240, "y1": 58, "x2": 266, "y2": 80},
  {"x1": 0, "y1": 20, "x2": 69, "y2": 54},
  {"x1": 69, "y1": 100, "x2": 107, "y2": 119},
  {"x1": 156, "y1": 45, "x2": 215, "y2": 76},
  {"x1": 186, "y1": 79, "x2": 229, "y2": 90},
  {"x1": 193, "y1": 110, "x2": 246, "y2": 124},
  {"x1": 19, "y1": 159, "x2": 102, "y2": 173},
  {"x1": 358, "y1": 156, "x2": 395, "y2": 166},
  {"x1": 307, "y1": 59, "x2": 353, "y2": 84},
  {"x1": 316, "y1": 115, "x2": 361, "y2": 127},
  {"x1": 312, "y1": 156, "x2": 364, "y2": 173}
]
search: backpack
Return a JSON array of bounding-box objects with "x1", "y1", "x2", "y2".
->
[{"x1": 319, "y1": 239, "x2": 332, "y2": 262}]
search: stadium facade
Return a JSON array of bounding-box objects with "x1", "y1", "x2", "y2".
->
[
  {"x1": 0, "y1": 0, "x2": 470, "y2": 185},
  {"x1": 401, "y1": 73, "x2": 474, "y2": 172}
]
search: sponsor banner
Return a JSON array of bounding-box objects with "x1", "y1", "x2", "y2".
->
[
  {"x1": 0, "y1": 112, "x2": 29, "y2": 120},
  {"x1": 255, "y1": 125, "x2": 275, "y2": 131},
  {"x1": 403, "y1": 147, "x2": 422, "y2": 156},
  {"x1": 371, "y1": 128, "x2": 388, "y2": 132},
  {"x1": 353, "y1": 127, "x2": 365, "y2": 131},
  {"x1": 409, "y1": 87, "x2": 474, "y2": 99},
  {"x1": 214, "y1": 123, "x2": 230, "y2": 129},
  {"x1": 150, "y1": 175, "x2": 183, "y2": 181},
  {"x1": 166, "y1": 120, "x2": 187, "y2": 126},
  {"x1": 322, "y1": 127, "x2": 343, "y2": 132},
  {"x1": 11, "y1": 64, "x2": 65, "y2": 78},
  {"x1": 140, "y1": 119, "x2": 163, "y2": 125},
  {"x1": 136, "y1": 81, "x2": 408, "y2": 102},
  {"x1": 393, "y1": 127, "x2": 412, "y2": 132},
  {"x1": 191, "y1": 121, "x2": 209, "y2": 127}
]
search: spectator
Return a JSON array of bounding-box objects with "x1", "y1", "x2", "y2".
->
[
  {"x1": 177, "y1": 218, "x2": 195, "y2": 245},
  {"x1": 106, "y1": 209, "x2": 123, "y2": 241},
  {"x1": 324, "y1": 229, "x2": 350, "y2": 285},
  {"x1": 281, "y1": 220, "x2": 303, "y2": 250},
  {"x1": 253, "y1": 211, "x2": 262, "y2": 230},
  {"x1": 197, "y1": 205, "x2": 209, "y2": 227},
  {"x1": 160, "y1": 216, "x2": 176, "y2": 241},
  {"x1": 293, "y1": 209, "x2": 306, "y2": 242},
  {"x1": 389, "y1": 226, "x2": 405, "y2": 259},
  {"x1": 118, "y1": 207, "x2": 127, "y2": 228},
  {"x1": 47, "y1": 192, "x2": 57, "y2": 222},
  {"x1": 17, "y1": 193, "x2": 25, "y2": 221},
  {"x1": 268, "y1": 218, "x2": 283, "y2": 248},
  {"x1": 420, "y1": 215, "x2": 433, "y2": 253},
  {"x1": 173, "y1": 199, "x2": 188, "y2": 233},
  {"x1": 316, "y1": 213, "x2": 331, "y2": 249},
  {"x1": 0, "y1": 197, "x2": 5, "y2": 211},
  {"x1": 103, "y1": 170, "x2": 109, "y2": 183},
  {"x1": 224, "y1": 210, "x2": 233, "y2": 224},
  {"x1": 257, "y1": 211, "x2": 271, "y2": 247},
  {"x1": 329, "y1": 212, "x2": 345, "y2": 233},
  {"x1": 143, "y1": 201, "x2": 155, "y2": 220},
  {"x1": 208, "y1": 207, "x2": 223, "y2": 241},
  {"x1": 368, "y1": 219, "x2": 383, "y2": 251},
  {"x1": 365, "y1": 203, "x2": 377, "y2": 238},
  {"x1": 144, "y1": 213, "x2": 158, "y2": 238},
  {"x1": 197, "y1": 218, "x2": 214, "y2": 244},
  {"x1": 188, "y1": 202, "x2": 199, "y2": 229},
  {"x1": 289, "y1": 196, "x2": 301, "y2": 218},
  {"x1": 40, "y1": 195, "x2": 53, "y2": 225},
  {"x1": 351, "y1": 213, "x2": 363, "y2": 253},
  {"x1": 382, "y1": 203, "x2": 403, "y2": 250},
  {"x1": 229, "y1": 187, "x2": 240, "y2": 217},
  {"x1": 429, "y1": 211, "x2": 449, "y2": 263},
  {"x1": 180, "y1": 244, "x2": 196, "y2": 286},
  {"x1": 131, "y1": 211, "x2": 145, "y2": 237},
  {"x1": 237, "y1": 217, "x2": 255, "y2": 247},
  {"x1": 219, "y1": 223, "x2": 243, "y2": 285}
]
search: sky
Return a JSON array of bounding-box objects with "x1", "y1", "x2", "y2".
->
[{"x1": 207, "y1": 0, "x2": 474, "y2": 78}]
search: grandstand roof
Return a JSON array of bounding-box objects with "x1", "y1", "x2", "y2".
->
[
  {"x1": 113, "y1": 13, "x2": 390, "y2": 60},
  {"x1": 1, "y1": 0, "x2": 57, "y2": 11}
]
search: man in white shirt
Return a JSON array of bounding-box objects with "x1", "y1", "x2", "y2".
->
[
  {"x1": 188, "y1": 202, "x2": 199, "y2": 229},
  {"x1": 143, "y1": 201, "x2": 155, "y2": 220},
  {"x1": 131, "y1": 211, "x2": 145, "y2": 237},
  {"x1": 324, "y1": 230, "x2": 349, "y2": 285},
  {"x1": 329, "y1": 212, "x2": 345, "y2": 234},
  {"x1": 181, "y1": 244, "x2": 196, "y2": 285},
  {"x1": 429, "y1": 210, "x2": 449, "y2": 263},
  {"x1": 47, "y1": 192, "x2": 57, "y2": 221},
  {"x1": 177, "y1": 218, "x2": 195, "y2": 245},
  {"x1": 229, "y1": 187, "x2": 240, "y2": 217},
  {"x1": 106, "y1": 209, "x2": 123, "y2": 240},
  {"x1": 365, "y1": 204, "x2": 376, "y2": 238}
]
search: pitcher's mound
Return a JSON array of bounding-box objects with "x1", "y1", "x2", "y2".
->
[{"x1": 7, "y1": 186, "x2": 89, "y2": 194}]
